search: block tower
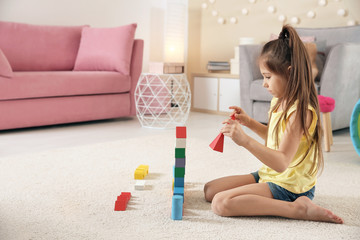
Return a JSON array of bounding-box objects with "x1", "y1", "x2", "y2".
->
[{"x1": 171, "y1": 126, "x2": 186, "y2": 220}]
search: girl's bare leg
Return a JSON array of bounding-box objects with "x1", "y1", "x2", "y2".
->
[
  {"x1": 204, "y1": 174, "x2": 256, "y2": 202},
  {"x1": 211, "y1": 183, "x2": 343, "y2": 224}
]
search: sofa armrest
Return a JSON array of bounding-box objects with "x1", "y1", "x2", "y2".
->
[
  {"x1": 239, "y1": 44, "x2": 263, "y2": 117},
  {"x1": 129, "y1": 39, "x2": 144, "y2": 116},
  {"x1": 319, "y1": 43, "x2": 360, "y2": 130}
]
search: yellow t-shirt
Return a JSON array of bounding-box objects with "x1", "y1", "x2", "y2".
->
[{"x1": 258, "y1": 97, "x2": 318, "y2": 194}]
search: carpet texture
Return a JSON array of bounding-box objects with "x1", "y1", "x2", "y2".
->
[{"x1": 0, "y1": 134, "x2": 359, "y2": 239}]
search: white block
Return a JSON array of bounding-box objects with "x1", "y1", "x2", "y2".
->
[
  {"x1": 135, "y1": 180, "x2": 146, "y2": 190},
  {"x1": 176, "y1": 138, "x2": 186, "y2": 148}
]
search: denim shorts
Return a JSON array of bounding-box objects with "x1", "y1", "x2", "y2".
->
[{"x1": 251, "y1": 171, "x2": 315, "y2": 202}]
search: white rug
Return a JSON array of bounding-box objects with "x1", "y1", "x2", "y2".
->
[{"x1": 0, "y1": 133, "x2": 359, "y2": 240}]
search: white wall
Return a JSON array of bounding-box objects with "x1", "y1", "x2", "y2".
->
[{"x1": 0, "y1": 0, "x2": 169, "y2": 71}]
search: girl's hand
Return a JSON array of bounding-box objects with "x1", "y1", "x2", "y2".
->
[
  {"x1": 229, "y1": 106, "x2": 251, "y2": 127},
  {"x1": 221, "y1": 119, "x2": 249, "y2": 146}
]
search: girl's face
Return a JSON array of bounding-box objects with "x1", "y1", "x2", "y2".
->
[{"x1": 259, "y1": 61, "x2": 287, "y2": 99}]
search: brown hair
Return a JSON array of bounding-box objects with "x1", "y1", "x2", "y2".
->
[{"x1": 260, "y1": 25, "x2": 323, "y2": 175}]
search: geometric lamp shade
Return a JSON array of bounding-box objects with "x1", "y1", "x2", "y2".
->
[{"x1": 134, "y1": 73, "x2": 191, "y2": 129}]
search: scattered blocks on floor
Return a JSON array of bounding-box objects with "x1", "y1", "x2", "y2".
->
[
  {"x1": 135, "y1": 180, "x2": 146, "y2": 190},
  {"x1": 114, "y1": 192, "x2": 132, "y2": 211},
  {"x1": 134, "y1": 164, "x2": 149, "y2": 180}
]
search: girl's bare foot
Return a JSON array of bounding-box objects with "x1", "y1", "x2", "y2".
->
[{"x1": 294, "y1": 196, "x2": 343, "y2": 224}]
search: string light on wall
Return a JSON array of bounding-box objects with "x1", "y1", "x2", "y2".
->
[
  {"x1": 337, "y1": 8, "x2": 347, "y2": 17},
  {"x1": 307, "y1": 10, "x2": 316, "y2": 19},
  {"x1": 318, "y1": 0, "x2": 327, "y2": 7},
  {"x1": 278, "y1": 14, "x2": 286, "y2": 22},
  {"x1": 267, "y1": 5, "x2": 276, "y2": 14},
  {"x1": 200, "y1": 0, "x2": 358, "y2": 26}
]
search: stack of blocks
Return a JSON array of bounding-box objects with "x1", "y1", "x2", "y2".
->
[{"x1": 171, "y1": 126, "x2": 186, "y2": 220}]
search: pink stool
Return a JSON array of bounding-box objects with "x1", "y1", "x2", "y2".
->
[{"x1": 318, "y1": 95, "x2": 335, "y2": 152}]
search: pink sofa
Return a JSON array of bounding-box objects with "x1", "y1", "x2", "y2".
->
[{"x1": 0, "y1": 21, "x2": 143, "y2": 130}]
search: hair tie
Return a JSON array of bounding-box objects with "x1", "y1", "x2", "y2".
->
[{"x1": 278, "y1": 29, "x2": 289, "y2": 40}]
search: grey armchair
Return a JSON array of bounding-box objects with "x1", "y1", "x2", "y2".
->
[{"x1": 239, "y1": 25, "x2": 360, "y2": 130}]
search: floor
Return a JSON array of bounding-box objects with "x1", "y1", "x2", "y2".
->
[{"x1": 0, "y1": 112, "x2": 356, "y2": 160}]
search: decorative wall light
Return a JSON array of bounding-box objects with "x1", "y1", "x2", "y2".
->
[
  {"x1": 201, "y1": 3, "x2": 208, "y2": 9},
  {"x1": 201, "y1": 0, "x2": 357, "y2": 26},
  {"x1": 318, "y1": 0, "x2": 327, "y2": 7},
  {"x1": 337, "y1": 8, "x2": 347, "y2": 17},
  {"x1": 230, "y1": 17, "x2": 238, "y2": 24},
  {"x1": 217, "y1": 17, "x2": 225, "y2": 24},
  {"x1": 307, "y1": 10, "x2": 316, "y2": 19},
  {"x1": 278, "y1": 14, "x2": 286, "y2": 22},
  {"x1": 267, "y1": 5, "x2": 276, "y2": 14},
  {"x1": 242, "y1": 8, "x2": 249, "y2": 15},
  {"x1": 291, "y1": 17, "x2": 300, "y2": 24}
]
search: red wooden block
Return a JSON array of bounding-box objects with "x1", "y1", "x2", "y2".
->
[
  {"x1": 176, "y1": 126, "x2": 186, "y2": 138},
  {"x1": 114, "y1": 199, "x2": 127, "y2": 211},
  {"x1": 209, "y1": 133, "x2": 224, "y2": 152},
  {"x1": 209, "y1": 114, "x2": 235, "y2": 153},
  {"x1": 121, "y1": 192, "x2": 131, "y2": 200}
]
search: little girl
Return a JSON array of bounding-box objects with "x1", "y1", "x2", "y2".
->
[{"x1": 204, "y1": 25, "x2": 343, "y2": 224}]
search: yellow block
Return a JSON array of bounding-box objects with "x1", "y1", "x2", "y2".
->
[
  {"x1": 134, "y1": 169, "x2": 145, "y2": 179},
  {"x1": 138, "y1": 165, "x2": 149, "y2": 175}
]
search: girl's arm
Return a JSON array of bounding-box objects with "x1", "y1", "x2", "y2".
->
[
  {"x1": 222, "y1": 110, "x2": 312, "y2": 172},
  {"x1": 229, "y1": 106, "x2": 268, "y2": 140}
]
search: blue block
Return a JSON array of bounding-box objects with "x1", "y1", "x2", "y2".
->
[
  {"x1": 171, "y1": 195, "x2": 183, "y2": 220},
  {"x1": 174, "y1": 177, "x2": 184, "y2": 187},
  {"x1": 174, "y1": 186, "x2": 184, "y2": 197},
  {"x1": 175, "y1": 158, "x2": 186, "y2": 167}
]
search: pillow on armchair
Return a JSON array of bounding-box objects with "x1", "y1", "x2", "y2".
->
[
  {"x1": 74, "y1": 23, "x2": 137, "y2": 75},
  {"x1": 0, "y1": 48, "x2": 13, "y2": 78}
]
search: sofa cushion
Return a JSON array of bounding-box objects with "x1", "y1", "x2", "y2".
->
[
  {"x1": 0, "y1": 48, "x2": 13, "y2": 78},
  {"x1": 250, "y1": 79, "x2": 273, "y2": 102},
  {"x1": 74, "y1": 24, "x2": 137, "y2": 75},
  {"x1": 0, "y1": 71, "x2": 130, "y2": 100},
  {"x1": 0, "y1": 21, "x2": 85, "y2": 71}
]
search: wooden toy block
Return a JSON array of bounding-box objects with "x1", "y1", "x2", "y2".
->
[
  {"x1": 176, "y1": 138, "x2": 186, "y2": 148},
  {"x1": 135, "y1": 180, "x2": 146, "y2": 190},
  {"x1": 172, "y1": 178, "x2": 175, "y2": 191},
  {"x1": 114, "y1": 199, "x2": 127, "y2": 211},
  {"x1": 209, "y1": 133, "x2": 224, "y2": 152},
  {"x1": 134, "y1": 168, "x2": 145, "y2": 179},
  {"x1": 173, "y1": 186, "x2": 184, "y2": 197},
  {"x1": 175, "y1": 148, "x2": 185, "y2": 158},
  {"x1": 174, "y1": 177, "x2": 184, "y2": 187},
  {"x1": 174, "y1": 167, "x2": 185, "y2": 177},
  {"x1": 209, "y1": 114, "x2": 235, "y2": 153},
  {"x1": 171, "y1": 195, "x2": 184, "y2": 220},
  {"x1": 175, "y1": 158, "x2": 186, "y2": 168},
  {"x1": 138, "y1": 165, "x2": 149, "y2": 175},
  {"x1": 119, "y1": 193, "x2": 131, "y2": 203},
  {"x1": 176, "y1": 126, "x2": 186, "y2": 138}
]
